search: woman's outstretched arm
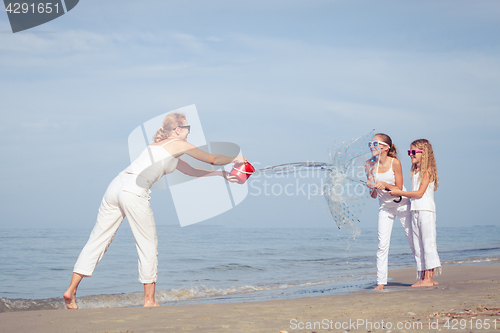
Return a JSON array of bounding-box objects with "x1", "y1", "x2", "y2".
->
[
  {"x1": 175, "y1": 158, "x2": 239, "y2": 182},
  {"x1": 176, "y1": 158, "x2": 222, "y2": 178},
  {"x1": 173, "y1": 141, "x2": 246, "y2": 166}
]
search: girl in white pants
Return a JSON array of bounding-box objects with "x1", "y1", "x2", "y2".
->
[
  {"x1": 390, "y1": 139, "x2": 440, "y2": 287},
  {"x1": 366, "y1": 133, "x2": 415, "y2": 290},
  {"x1": 64, "y1": 113, "x2": 246, "y2": 309}
]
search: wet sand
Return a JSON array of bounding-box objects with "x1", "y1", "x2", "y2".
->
[{"x1": 1, "y1": 264, "x2": 499, "y2": 333}]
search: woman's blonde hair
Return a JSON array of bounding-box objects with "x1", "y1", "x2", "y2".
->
[
  {"x1": 375, "y1": 133, "x2": 398, "y2": 158},
  {"x1": 153, "y1": 113, "x2": 186, "y2": 143},
  {"x1": 410, "y1": 139, "x2": 439, "y2": 190}
]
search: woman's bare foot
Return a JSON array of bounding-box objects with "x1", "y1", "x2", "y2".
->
[
  {"x1": 64, "y1": 273, "x2": 84, "y2": 309},
  {"x1": 143, "y1": 300, "x2": 161, "y2": 307},
  {"x1": 373, "y1": 284, "x2": 384, "y2": 290},
  {"x1": 143, "y1": 282, "x2": 160, "y2": 307},
  {"x1": 63, "y1": 290, "x2": 78, "y2": 309}
]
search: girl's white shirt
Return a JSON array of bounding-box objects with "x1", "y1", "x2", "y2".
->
[
  {"x1": 374, "y1": 158, "x2": 409, "y2": 209},
  {"x1": 410, "y1": 172, "x2": 436, "y2": 212}
]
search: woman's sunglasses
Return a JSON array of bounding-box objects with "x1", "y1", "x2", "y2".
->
[
  {"x1": 175, "y1": 125, "x2": 191, "y2": 132},
  {"x1": 368, "y1": 141, "x2": 388, "y2": 148},
  {"x1": 408, "y1": 149, "x2": 423, "y2": 156}
]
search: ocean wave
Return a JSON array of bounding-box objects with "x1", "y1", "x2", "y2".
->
[
  {"x1": 439, "y1": 246, "x2": 500, "y2": 255},
  {"x1": 205, "y1": 263, "x2": 264, "y2": 271},
  {"x1": 442, "y1": 257, "x2": 500, "y2": 265},
  {"x1": 0, "y1": 278, "x2": 354, "y2": 313},
  {"x1": 0, "y1": 297, "x2": 65, "y2": 313}
]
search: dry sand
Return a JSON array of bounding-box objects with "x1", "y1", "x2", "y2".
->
[{"x1": 1, "y1": 264, "x2": 499, "y2": 333}]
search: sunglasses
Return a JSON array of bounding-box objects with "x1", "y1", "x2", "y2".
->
[
  {"x1": 408, "y1": 149, "x2": 423, "y2": 156},
  {"x1": 368, "y1": 141, "x2": 389, "y2": 148},
  {"x1": 175, "y1": 125, "x2": 191, "y2": 132}
]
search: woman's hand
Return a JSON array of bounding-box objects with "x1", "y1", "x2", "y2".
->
[
  {"x1": 390, "y1": 189, "x2": 403, "y2": 196},
  {"x1": 225, "y1": 175, "x2": 240, "y2": 183},
  {"x1": 232, "y1": 155, "x2": 247, "y2": 164},
  {"x1": 374, "y1": 182, "x2": 387, "y2": 190},
  {"x1": 221, "y1": 171, "x2": 239, "y2": 183}
]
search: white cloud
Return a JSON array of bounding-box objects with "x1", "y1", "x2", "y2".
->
[
  {"x1": 169, "y1": 32, "x2": 206, "y2": 53},
  {"x1": 206, "y1": 36, "x2": 224, "y2": 42},
  {"x1": 1, "y1": 26, "x2": 499, "y2": 137},
  {"x1": 0, "y1": 30, "x2": 110, "y2": 53}
]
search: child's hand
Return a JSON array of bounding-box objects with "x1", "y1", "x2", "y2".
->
[{"x1": 390, "y1": 189, "x2": 403, "y2": 196}]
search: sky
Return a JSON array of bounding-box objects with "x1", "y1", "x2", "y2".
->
[{"x1": 1, "y1": 0, "x2": 499, "y2": 230}]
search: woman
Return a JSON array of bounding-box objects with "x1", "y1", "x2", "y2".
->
[{"x1": 64, "y1": 112, "x2": 246, "y2": 309}]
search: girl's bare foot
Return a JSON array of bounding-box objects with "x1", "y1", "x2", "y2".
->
[
  {"x1": 373, "y1": 284, "x2": 384, "y2": 290},
  {"x1": 63, "y1": 290, "x2": 78, "y2": 309},
  {"x1": 411, "y1": 279, "x2": 435, "y2": 287},
  {"x1": 412, "y1": 269, "x2": 438, "y2": 287}
]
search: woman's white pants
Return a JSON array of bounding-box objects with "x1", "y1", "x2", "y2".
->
[
  {"x1": 376, "y1": 203, "x2": 414, "y2": 285},
  {"x1": 412, "y1": 210, "x2": 440, "y2": 274},
  {"x1": 73, "y1": 174, "x2": 158, "y2": 284}
]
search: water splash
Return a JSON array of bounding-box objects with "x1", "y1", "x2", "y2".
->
[
  {"x1": 254, "y1": 162, "x2": 337, "y2": 176},
  {"x1": 253, "y1": 131, "x2": 374, "y2": 235},
  {"x1": 322, "y1": 131, "x2": 374, "y2": 234}
]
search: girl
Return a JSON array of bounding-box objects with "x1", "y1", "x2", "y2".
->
[
  {"x1": 390, "y1": 139, "x2": 440, "y2": 287},
  {"x1": 64, "y1": 112, "x2": 246, "y2": 309},
  {"x1": 366, "y1": 133, "x2": 415, "y2": 290}
]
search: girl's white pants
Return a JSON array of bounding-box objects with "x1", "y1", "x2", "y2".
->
[
  {"x1": 73, "y1": 173, "x2": 158, "y2": 284},
  {"x1": 412, "y1": 210, "x2": 440, "y2": 274},
  {"x1": 377, "y1": 203, "x2": 415, "y2": 285}
]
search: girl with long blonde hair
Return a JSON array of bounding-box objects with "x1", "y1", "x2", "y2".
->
[
  {"x1": 390, "y1": 139, "x2": 440, "y2": 287},
  {"x1": 64, "y1": 112, "x2": 246, "y2": 309}
]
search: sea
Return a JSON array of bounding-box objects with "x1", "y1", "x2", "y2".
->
[{"x1": 0, "y1": 225, "x2": 499, "y2": 312}]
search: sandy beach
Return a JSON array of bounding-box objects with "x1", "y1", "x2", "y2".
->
[{"x1": 1, "y1": 264, "x2": 499, "y2": 333}]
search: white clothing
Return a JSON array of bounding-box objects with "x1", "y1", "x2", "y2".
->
[
  {"x1": 122, "y1": 139, "x2": 180, "y2": 197},
  {"x1": 412, "y1": 211, "x2": 441, "y2": 273},
  {"x1": 411, "y1": 172, "x2": 440, "y2": 275},
  {"x1": 373, "y1": 158, "x2": 415, "y2": 285},
  {"x1": 74, "y1": 142, "x2": 179, "y2": 283},
  {"x1": 376, "y1": 203, "x2": 413, "y2": 285},
  {"x1": 374, "y1": 158, "x2": 410, "y2": 209},
  {"x1": 410, "y1": 172, "x2": 436, "y2": 212}
]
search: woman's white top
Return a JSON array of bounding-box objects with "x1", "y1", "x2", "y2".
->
[
  {"x1": 410, "y1": 172, "x2": 436, "y2": 212},
  {"x1": 121, "y1": 139, "x2": 180, "y2": 196},
  {"x1": 374, "y1": 158, "x2": 409, "y2": 209}
]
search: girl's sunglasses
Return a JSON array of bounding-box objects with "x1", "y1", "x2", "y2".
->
[
  {"x1": 408, "y1": 149, "x2": 423, "y2": 156},
  {"x1": 368, "y1": 141, "x2": 388, "y2": 148}
]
